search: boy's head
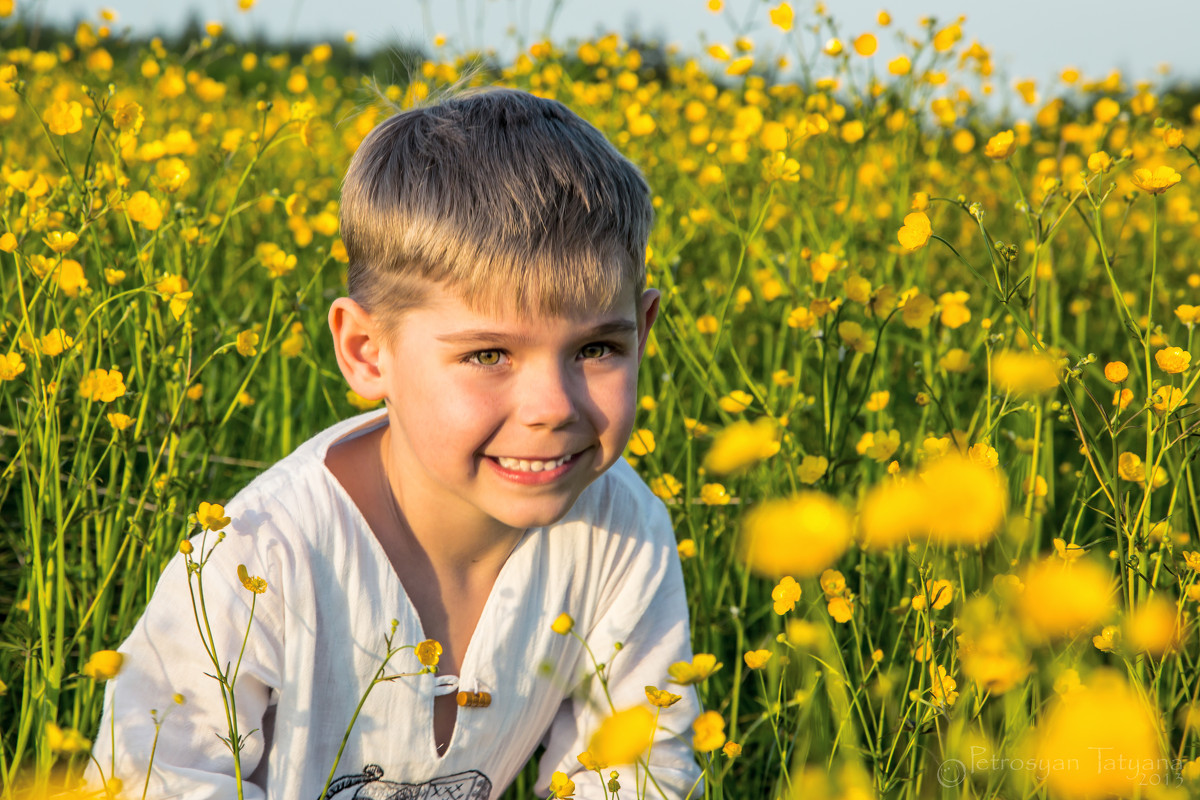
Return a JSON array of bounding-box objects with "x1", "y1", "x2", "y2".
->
[{"x1": 339, "y1": 87, "x2": 654, "y2": 341}]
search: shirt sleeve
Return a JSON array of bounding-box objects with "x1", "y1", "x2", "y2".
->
[
  {"x1": 86, "y1": 505, "x2": 287, "y2": 800},
  {"x1": 535, "y1": 485, "x2": 703, "y2": 800}
]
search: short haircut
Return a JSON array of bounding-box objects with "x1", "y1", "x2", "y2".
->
[{"x1": 339, "y1": 87, "x2": 653, "y2": 341}]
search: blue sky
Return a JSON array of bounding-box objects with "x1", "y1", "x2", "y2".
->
[{"x1": 30, "y1": 0, "x2": 1200, "y2": 98}]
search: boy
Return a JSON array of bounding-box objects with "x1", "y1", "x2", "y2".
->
[{"x1": 91, "y1": 88, "x2": 701, "y2": 799}]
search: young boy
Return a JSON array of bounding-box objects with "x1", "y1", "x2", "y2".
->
[{"x1": 91, "y1": 88, "x2": 701, "y2": 799}]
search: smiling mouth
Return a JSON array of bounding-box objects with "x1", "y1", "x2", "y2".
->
[{"x1": 487, "y1": 450, "x2": 585, "y2": 473}]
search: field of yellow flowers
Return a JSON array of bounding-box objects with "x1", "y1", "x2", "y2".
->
[{"x1": 4, "y1": 1, "x2": 1200, "y2": 798}]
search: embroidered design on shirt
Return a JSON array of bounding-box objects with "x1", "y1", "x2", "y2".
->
[{"x1": 320, "y1": 764, "x2": 492, "y2": 800}]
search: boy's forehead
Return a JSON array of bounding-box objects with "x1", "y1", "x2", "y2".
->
[{"x1": 429, "y1": 280, "x2": 639, "y2": 325}]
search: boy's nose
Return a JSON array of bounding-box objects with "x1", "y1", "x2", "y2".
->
[{"x1": 516, "y1": 361, "x2": 582, "y2": 429}]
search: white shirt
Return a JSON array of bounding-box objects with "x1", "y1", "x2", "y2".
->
[{"x1": 90, "y1": 409, "x2": 701, "y2": 800}]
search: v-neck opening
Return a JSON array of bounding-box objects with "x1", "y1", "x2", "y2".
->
[{"x1": 316, "y1": 409, "x2": 535, "y2": 762}]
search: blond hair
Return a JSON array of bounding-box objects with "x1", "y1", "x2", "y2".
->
[{"x1": 339, "y1": 88, "x2": 652, "y2": 339}]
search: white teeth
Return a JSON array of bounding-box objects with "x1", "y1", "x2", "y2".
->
[{"x1": 496, "y1": 453, "x2": 572, "y2": 472}]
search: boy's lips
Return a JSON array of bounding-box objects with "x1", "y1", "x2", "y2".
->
[{"x1": 482, "y1": 447, "x2": 591, "y2": 482}]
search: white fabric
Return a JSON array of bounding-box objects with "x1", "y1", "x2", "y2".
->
[{"x1": 89, "y1": 409, "x2": 702, "y2": 800}]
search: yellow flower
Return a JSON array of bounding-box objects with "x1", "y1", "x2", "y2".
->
[
  {"x1": 984, "y1": 129, "x2": 1016, "y2": 160},
  {"x1": 43, "y1": 100, "x2": 84, "y2": 135},
  {"x1": 627, "y1": 428, "x2": 656, "y2": 456},
  {"x1": 695, "y1": 314, "x2": 719, "y2": 334},
  {"x1": 1125, "y1": 596, "x2": 1179, "y2": 656},
  {"x1": 82, "y1": 650, "x2": 124, "y2": 681},
  {"x1": 768, "y1": 2, "x2": 793, "y2": 32},
  {"x1": 45, "y1": 722, "x2": 90, "y2": 754},
  {"x1": 649, "y1": 473, "x2": 682, "y2": 501},
  {"x1": 797, "y1": 454, "x2": 827, "y2": 484},
  {"x1": 1088, "y1": 150, "x2": 1113, "y2": 173},
  {"x1": 864, "y1": 390, "x2": 890, "y2": 412},
  {"x1": 551, "y1": 613, "x2": 574, "y2": 635},
  {"x1": 415, "y1": 639, "x2": 442, "y2": 667},
  {"x1": 726, "y1": 56, "x2": 753, "y2": 76},
  {"x1": 236, "y1": 330, "x2": 260, "y2": 357},
  {"x1": 39, "y1": 328, "x2": 74, "y2": 357},
  {"x1": 668, "y1": 653, "x2": 723, "y2": 685},
  {"x1": 549, "y1": 772, "x2": 575, "y2": 799},
  {"x1": 855, "y1": 429, "x2": 900, "y2": 462},
  {"x1": 722, "y1": 741, "x2": 742, "y2": 758},
  {"x1": 1018, "y1": 559, "x2": 1115, "y2": 641},
  {"x1": 589, "y1": 707, "x2": 655, "y2": 766},
  {"x1": 577, "y1": 749, "x2": 604, "y2": 771},
  {"x1": 699, "y1": 483, "x2": 731, "y2": 505},
  {"x1": 1131, "y1": 165, "x2": 1181, "y2": 194},
  {"x1": 677, "y1": 539, "x2": 696, "y2": 559},
  {"x1": 823, "y1": 38, "x2": 843, "y2": 57},
  {"x1": 168, "y1": 291, "x2": 192, "y2": 321},
  {"x1": 896, "y1": 211, "x2": 932, "y2": 252},
  {"x1": 917, "y1": 453, "x2": 1006, "y2": 546},
  {"x1": 79, "y1": 368, "x2": 126, "y2": 402},
  {"x1": 1153, "y1": 385, "x2": 1187, "y2": 415},
  {"x1": 1155, "y1": 346, "x2": 1191, "y2": 373},
  {"x1": 853, "y1": 33, "x2": 877, "y2": 56},
  {"x1": 644, "y1": 686, "x2": 682, "y2": 708},
  {"x1": 1030, "y1": 669, "x2": 1164, "y2": 799},
  {"x1": 1104, "y1": 361, "x2": 1128, "y2": 382},
  {"x1": 106, "y1": 412, "x2": 134, "y2": 431},
  {"x1": 932, "y1": 23, "x2": 961, "y2": 52},
  {"x1": 126, "y1": 191, "x2": 163, "y2": 229},
  {"x1": 197, "y1": 501, "x2": 231, "y2": 531},
  {"x1": 43, "y1": 231, "x2": 78, "y2": 254},
  {"x1": 1113, "y1": 388, "x2": 1133, "y2": 411},
  {"x1": 692, "y1": 711, "x2": 726, "y2": 752},
  {"x1": 1092, "y1": 624, "x2": 1120, "y2": 653},
  {"x1": 236, "y1": 564, "x2": 268, "y2": 594},
  {"x1": 740, "y1": 492, "x2": 852, "y2": 578},
  {"x1": 991, "y1": 350, "x2": 1060, "y2": 395},
  {"x1": 910, "y1": 579, "x2": 953, "y2": 611},
  {"x1": 1053, "y1": 538, "x2": 1085, "y2": 561},
  {"x1": 0, "y1": 232, "x2": 15, "y2": 252},
  {"x1": 704, "y1": 417, "x2": 779, "y2": 474},
  {"x1": 827, "y1": 596, "x2": 853, "y2": 623},
  {"x1": 888, "y1": 56, "x2": 911, "y2": 76},
  {"x1": 938, "y1": 348, "x2": 971, "y2": 372},
  {"x1": 927, "y1": 664, "x2": 958, "y2": 708},
  {"x1": 771, "y1": 576, "x2": 801, "y2": 614},
  {"x1": 743, "y1": 649, "x2": 771, "y2": 669}
]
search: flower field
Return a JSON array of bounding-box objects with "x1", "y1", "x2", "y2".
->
[{"x1": 4, "y1": 1, "x2": 1200, "y2": 798}]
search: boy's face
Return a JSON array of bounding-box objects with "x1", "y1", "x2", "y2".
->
[{"x1": 334, "y1": 279, "x2": 660, "y2": 543}]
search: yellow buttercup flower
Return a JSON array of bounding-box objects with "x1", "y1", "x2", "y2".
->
[
  {"x1": 704, "y1": 417, "x2": 779, "y2": 474},
  {"x1": 197, "y1": 501, "x2": 231, "y2": 531},
  {"x1": 236, "y1": 564, "x2": 268, "y2": 594},
  {"x1": 627, "y1": 428, "x2": 655, "y2": 456},
  {"x1": 548, "y1": 772, "x2": 575, "y2": 799},
  {"x1": 415, "y1": 639, "x2": 442, "y2": 667},
  {"x1": 1131, "y1": 165, "x2": 1181, "y2": 195},
  {"x1": 797, "y1": 454, "x2": 827, "y2": 484},
  {"x1": 771, "y1": 576, "x2": 801, "y2": 614},
  {"x1": 1154, "y1": 346, "x2": 1191, "y2": 373},
  {"x1": 768, "y1": 2, "x2": 793, "y2": 32},
  {"x1": 644, "y1": 686, "x2": 682, "y2": 708},
  {"x1": 43, "y1": 100, "x2": 84, "y2": 135},
  {"x1": 236, "y1": 330, "x2": 260, "y2": 357},
  {"x1": 43, "y1": 231, "x2": 78, "y2": 254},
  {"x1": 588, "y1": 707, "x2": 655, "y2": 767},
  {"x1": 743, "y1": 649, "x2": 771, "y2": 670},
  {"x1": 896, "y1": 211, "x2": 931, "y2": 252},
  {"x1": 668, "y1": 653, "x2": 723, "y2": 685},
  {"x1": 82, "y1": 650, "x2": 124, "y2": 681},
  {"x1": 1104, "y1": 361, "x2": 1128, "y2": 382},
  {"x1": 1018, "y1": 559, "x2": 1115, "y2": 641},
  {"x1": 79, "y1": 368, "x2": 126, "y2": 402},
  {"x1": 551, "y1": 613, "x2": 574, "y2": 635},
  {"x1": 692, "y1": 710, "x2": 726, "y2": 752},
  {"x1": 740, "y1": 492, "x2": 851, "y2": 578},
  {"x1": 984, "y1": 129, "x2": 1016, "y2": 160}
]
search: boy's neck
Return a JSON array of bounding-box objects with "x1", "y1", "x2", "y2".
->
[{"x1": 376, "y1": 427, "x2": 527, "y2": 575}]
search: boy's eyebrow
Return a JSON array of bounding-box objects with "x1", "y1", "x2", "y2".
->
[{"x1": 437, "y1": 319, "x2": 638, "y2": 347}]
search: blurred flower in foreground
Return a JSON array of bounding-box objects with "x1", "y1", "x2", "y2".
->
[
  {"x1": 704, "y1": 417, "x2": 780, "y2": 474},
  {"x1": 1017, "y1": 558, "x2": 1115, "y2": 641},
  {"x1": 1027, "y1": 669, "x2": 1164, "y2": 799},
  {"x1": 991, "y1": 350, "x2": 1061, "y2": 395},
  {"x1": 588, "y1": 707, "x2": 655, "y2": 767},
  {"x1": 740, "y1": 492, "x2": 851, "y2": 578}
]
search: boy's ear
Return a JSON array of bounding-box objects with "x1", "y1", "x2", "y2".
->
[
  {"x1": 328, "y1": 297, "x2": 388, "y2": 401},
  {"x1": 635, "y1": 288, "x2": 661, "y2": 363}
]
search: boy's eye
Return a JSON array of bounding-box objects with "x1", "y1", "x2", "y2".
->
[
  {"x1": 472, "y1": 350, "x2": 503, "y2": 366},
  {"x1": 581, "y1": 343, "x2": 612, "y2": 359}
]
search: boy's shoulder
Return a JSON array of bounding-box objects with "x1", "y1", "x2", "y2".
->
[{"x1": 220, "y1": 409, "x2": 389, "y2": 535}]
